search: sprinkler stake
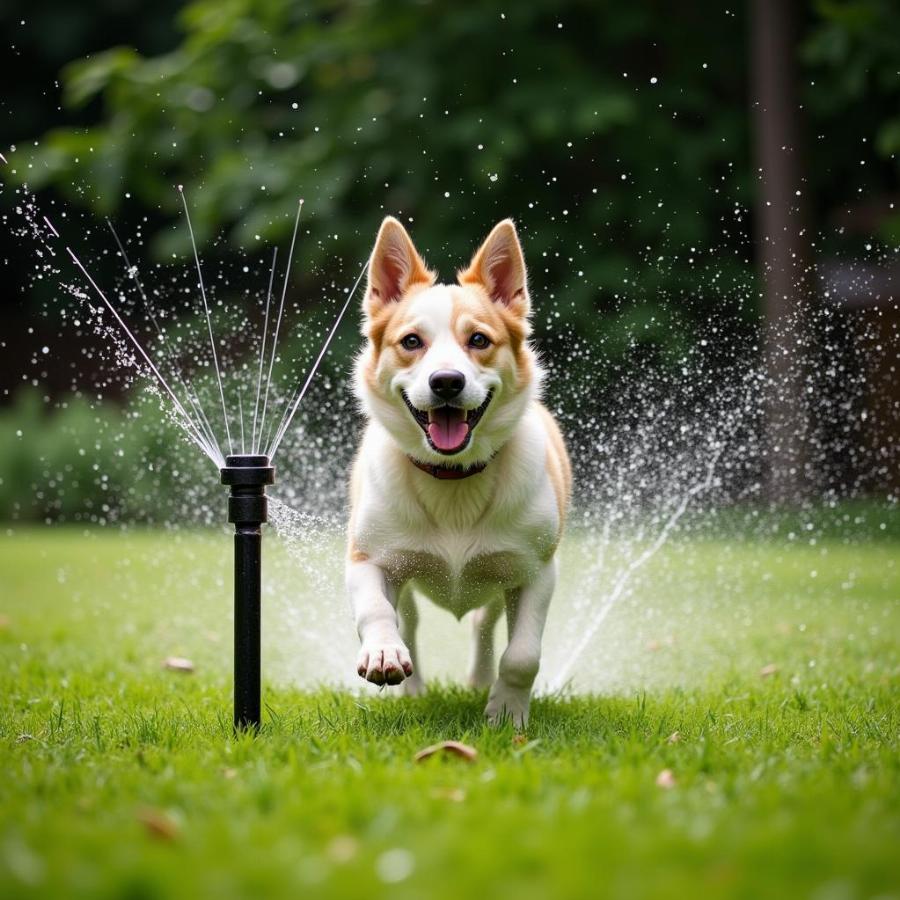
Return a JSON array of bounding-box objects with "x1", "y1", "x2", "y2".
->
[{"x1": 221, "y1": 454, "x2": 274, "y2": 732}]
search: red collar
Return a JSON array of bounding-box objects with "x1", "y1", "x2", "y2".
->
[{"x1": 408, "y1": 456, "x2": 489, "y2": 480}]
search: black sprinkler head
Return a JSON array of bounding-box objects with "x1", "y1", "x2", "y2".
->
[
  {"x1": 221, "y1": 454, "x2": 276, "y2": 733},
  {"x1": 221, "y1": 454, "x2": 275, "y2": 526}
]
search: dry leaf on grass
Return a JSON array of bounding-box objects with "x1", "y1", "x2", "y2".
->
[
  {"x1": 667, "y1": 731, "x2": 681, "y2": 744},
  {"x1": 413, "y1": 740, "x2": 478, "y2": 763},
  {"x1": 655, "y1": 768, "x2": 677, "y2": 789},
  {"x1": 646, "y1": 635, "x2": 675, "y2": 652},
  {"x1": 0, "y1": 615, "x2": 10, "y2": 630},
  {"x1": 137, "y1": 808, "x2": 179, "y2": 841},
  {"x1": 162, "y1": 656, "x2": 194, "y2": 673},
  {"x1": 759, "y1": 663, "x2": 779, "y2": 678},
  {"x1": 430, "y1": 787, "x2": 466, "y2": 803},
  {"x1": 327, "y1": 835, "x2": 359, "y2": 863}
]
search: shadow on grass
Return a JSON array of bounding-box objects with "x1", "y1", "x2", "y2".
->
[{"x1": 262, "y1": 683, "x2": 682, "y2": 749}]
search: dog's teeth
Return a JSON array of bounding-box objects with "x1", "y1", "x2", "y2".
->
[
  {"x1": 427, "y1": 409, "x2": 436, "y2": 423},
  {"x1": 463, "y1": 409, "x2": 468, "y2": 421}
]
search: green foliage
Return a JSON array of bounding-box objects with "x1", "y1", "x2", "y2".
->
[
  {"x1": 0, "y1": 390, "x2": 124, "y2": 522},
  {"x1": 803, "y1": 0, "x2": 900, "y2": 243},
  {"x1": 1, "y1": 528, "x2": 898, "y2": 898},
  {"x1": 0, "y1": 389, "x2": 209, "y2": 523},
  {"x1": 12, "y1": 1, "x2": 754, "y2": 349},
  {"x1": 9, "y1": 0, "x2": 900, "y2": 360}
]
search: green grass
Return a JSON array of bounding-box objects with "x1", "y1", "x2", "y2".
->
[{"x1": 1, "y1": 526, "x2": 898, "y2": 900}]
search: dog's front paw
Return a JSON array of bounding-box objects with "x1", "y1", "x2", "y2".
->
[
  {"x1": 357, "y1": 641, "x2": 413, "y2": 686},
  {"x1": 484, "y1": 683, "x2": 531, "y2": 729}
]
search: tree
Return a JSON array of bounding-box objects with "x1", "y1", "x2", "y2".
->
[{"x1": 750, "y1": 0, "x2": 815, "y2": 502}]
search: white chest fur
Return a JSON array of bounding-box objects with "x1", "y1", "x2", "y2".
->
[{"x1": 351, "y1": 406, "x2": 559, "y2": 616}]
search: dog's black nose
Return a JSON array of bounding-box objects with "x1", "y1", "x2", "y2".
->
[{"x1": 429, "y1": 369, "x2": 466, "y2": 401}]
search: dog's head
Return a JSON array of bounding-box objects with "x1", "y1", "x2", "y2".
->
[{"x1": 355, "y1": 217, "x2": 539, "y2": 465}]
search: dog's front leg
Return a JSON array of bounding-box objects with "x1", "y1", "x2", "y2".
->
[
  {"x1": 347, "y1": 559, "x2": 412, "y2": 686},
  {"x1": 485, "y1": 558, "x2": 556, "y2": 728}
]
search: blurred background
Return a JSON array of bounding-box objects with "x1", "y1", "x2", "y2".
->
[{"x1": 0, "y1": 0, "x2": 898, "y2": 525}]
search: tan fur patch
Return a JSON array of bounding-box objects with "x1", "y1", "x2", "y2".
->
[
  {"x1": 348, "y1": 544, "x2": 369, "y2": 563},
  {"x1": 447, "y1": 284, "x2": 533, "y2": 390},
  {"x1": 537, "y1": 403, "x2": 572, "y2": 538}
]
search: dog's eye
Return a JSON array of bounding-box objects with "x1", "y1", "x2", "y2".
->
[
  {"x1": 400, "y1": 333, "x2": 423, "y2": 351},
  {"x1": 468, "y1": 332, "x2": 491, "y2": 350}
]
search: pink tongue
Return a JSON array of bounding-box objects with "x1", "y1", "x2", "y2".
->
[{"x1": 428, "y1": 408, "x2": 469, "y2": 451}]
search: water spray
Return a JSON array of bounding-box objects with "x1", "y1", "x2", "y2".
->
[{"x1": 2, "y1": 165, "x2": 368, "y2": 731}]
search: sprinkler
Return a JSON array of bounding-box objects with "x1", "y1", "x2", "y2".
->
[
  {"x1": 13, "y1": 179, "x2": 368, "y2": 735},
  {"x1": 221, "y1": 454, "x2": 274, "y2": 731}
]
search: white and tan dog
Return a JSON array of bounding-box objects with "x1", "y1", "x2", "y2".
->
[{"x1": 347, "y1": 217, "x2": 570, "y2": 726}]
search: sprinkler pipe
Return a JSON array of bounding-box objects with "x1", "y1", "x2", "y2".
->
[{"x1": 220, "y1": 454, "x2": 274, "y2": 731}]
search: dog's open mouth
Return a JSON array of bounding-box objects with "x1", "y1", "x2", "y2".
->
[{"x1": 402, "y1": 391, "x2": 493, "y2": 455}]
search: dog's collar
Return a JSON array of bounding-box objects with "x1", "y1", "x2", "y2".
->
[{"x1": 407, "y1": 455, "x2": 489, "y2": 480}]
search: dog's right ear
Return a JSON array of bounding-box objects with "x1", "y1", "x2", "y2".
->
[{"x1": 365, "y1": 217, "x2": 433, "y2": 317}]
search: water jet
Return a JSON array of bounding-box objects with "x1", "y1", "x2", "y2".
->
[{"x1": 3, "y1": 172, "x2": 369, "y2": 731}]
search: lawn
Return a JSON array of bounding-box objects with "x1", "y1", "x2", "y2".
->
[{"x1": 0, "y1": 524, "x2": 898, "y2": 899}]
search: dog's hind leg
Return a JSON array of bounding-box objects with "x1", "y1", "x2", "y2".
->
[
  {"x1": 485, "y1": 558, "x2": 556, "y2": 728},
  {"x1": 397, "y1": 586, "x2": 424, "y2": 696},
  {"x1": 467, "y1": 596, "x2": 503, "y2": 689}
]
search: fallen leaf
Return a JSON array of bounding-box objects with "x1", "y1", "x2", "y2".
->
[
  {"x1": 646, "y1": 635, "x2": 675, "y2": 651},
  {"x1": 414, "y1": 740, "x2": 478, "y2": 763},
  {"x1": 759, "y1": 663, "x2": 779, "y2": 678},
  {"x1": 162, "y1": 656, "x2": 194, "y2": 673},
  {"x1": 16, "y1": 733, "x2": 34, "y2": 744},
  {"x1": 512, "y1": 738, "x2": 541, "y2": 756},
  {"x1": 137, "y1": 808, "x2": 179, "y2": 841},
  {"x1": 0, "y1": 614, "x2": 10, "y2": 630},
  {"x1": 327, "y1": 835, "x2": 358, "y2": 863},
  {"x1": 430, "y1": 787, "x2": 466, "y2": 803},
  {"x1": 512, "y1": 734, "x2": 528, "y2": 746},
  {"x1": 221, "y1": 767, "x2": 237, "y2": 780},
  {"x1": 667, "y1": 731, "x2": 681, "y2": 744},
  {"x1": 655, "y1": 768, "x2": 677, "y2": 789}
]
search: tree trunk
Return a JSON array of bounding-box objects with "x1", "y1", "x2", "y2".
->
[{"x1": 749, "y1": 0, "x2": 815, "y2": 503}]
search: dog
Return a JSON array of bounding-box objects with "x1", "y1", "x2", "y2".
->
[{"x1": 346, "y1": 216, "x2": 571, "y2": 726}]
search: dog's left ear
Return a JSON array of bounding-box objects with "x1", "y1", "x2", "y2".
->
[{"x1": 459, "y1": 219, "x2": 529, "y2": 316}]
